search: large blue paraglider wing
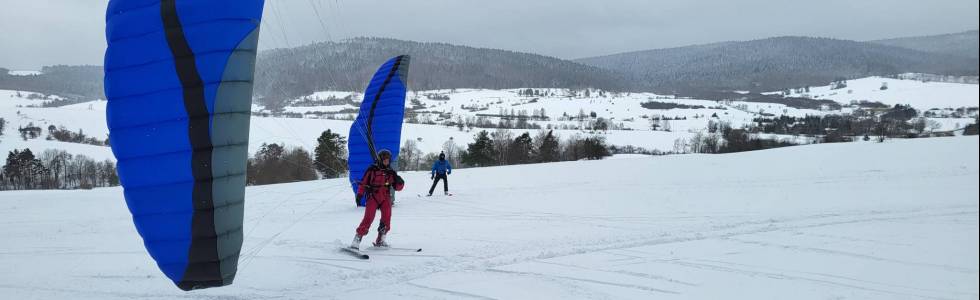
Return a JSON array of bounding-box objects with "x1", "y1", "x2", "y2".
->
[
  {"x1": 348, "y1": 56, "x2": 411, "y2": 198},
  {"x1": 104, "y1": 0, "x2": 263, "y2": 290}
]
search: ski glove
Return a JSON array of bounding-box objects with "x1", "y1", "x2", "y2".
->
[{"x1": 395, "y1": 175, "x2": 405, "y2": 186}]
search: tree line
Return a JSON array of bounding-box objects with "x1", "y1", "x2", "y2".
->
[
  {"x1": 13, "y1": 122, "x2": 109, "y2": 146},
  {"x1": 46, "y1": 125, "x2": 108, "y2": 146},
  {"x1": 751, "y1": 104, "x2": 947, "y2": 141},
  {"x1": 0, "y1": 127, "x2": 616, "y2": 190},
  {"x1": 0, "y1": 149, "x2": 118, "y2": 190},
  {"x1": 675, "y1": 104, "x2": 980, "y2": 155},
  {"x1": 245, "y1": 129, "x2": 348, "y2": 186},
  {"x1": 245, "y1": 128, "x2": 613, "y2": 186},
  {"x1": 674, "y1": 126, "x2": 800, "y2": 154},
  {"x1": 397, "y1": 129, "x2": 611, "y2": 171}
]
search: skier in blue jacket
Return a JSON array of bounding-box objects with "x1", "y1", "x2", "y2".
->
[{"x1": 428, "y1": 152, "x2": 452, "y2": 196}]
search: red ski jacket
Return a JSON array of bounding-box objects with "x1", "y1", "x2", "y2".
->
[{"x1": 357, "y1": 165, "x2": 404, "y2": 203}]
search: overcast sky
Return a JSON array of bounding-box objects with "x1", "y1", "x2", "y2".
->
[{"x1": 1, "y1": 0, "x2": 977, "y2": 70}]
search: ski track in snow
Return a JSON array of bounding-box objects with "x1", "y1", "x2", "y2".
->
[{"x1": 1, "y1": 137, "x2": 978, "y2": 299}]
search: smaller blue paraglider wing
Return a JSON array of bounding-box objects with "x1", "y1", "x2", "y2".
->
[{"x1": 348, "y1": 56, "x2": 411, "y2": 203}]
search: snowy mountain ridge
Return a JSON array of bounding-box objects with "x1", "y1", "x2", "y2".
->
[{"x1": 4, "y1": 30, "x2": 978, "y2": 103}]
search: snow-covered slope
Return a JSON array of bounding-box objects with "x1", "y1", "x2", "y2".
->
[
  {"x1": 282, "y1": 88, "x2": 805, "y2": 133},
  {"x1": 5, "y1": 70, "x2": 42, "y2": 76},
  {"x1": 774, "y1": 74, "x2": 979, "y2": 110},
  {"x1": 0, "y1": 89, "x2": 769, "y2": 158},
  {"x1": 1, "y1": 136, "x2": 976, "y2": 299},
  {"x1": 0, "y1": 90, "x2": 114, "y2": 160},
  {"x1": 4, "y1": 72, "x2": 978, "y2": 163}
]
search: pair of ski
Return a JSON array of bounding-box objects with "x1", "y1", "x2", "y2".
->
[
  {"x1": 341, "y1": 246, "x2": 422, "y2": 259},
  {"x1": 418, "y1": 193, "x2": 453, "y2": 197}
]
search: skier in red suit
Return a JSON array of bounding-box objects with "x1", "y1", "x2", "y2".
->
[{"x1": 351, "y1": 149, "x2": 404, "y2": 249}]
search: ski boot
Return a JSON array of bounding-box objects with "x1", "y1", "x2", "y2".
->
[
  {"x1": 350, "y1": 234, "x2": 363, "y2": 250},
  {"x1": 373, "y1": 233, "x2": 389, "y2": 248}
]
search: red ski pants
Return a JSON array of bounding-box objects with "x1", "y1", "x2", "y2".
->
[{"x1": 356, "y1": 196, "x2": 391, "y2": 237}]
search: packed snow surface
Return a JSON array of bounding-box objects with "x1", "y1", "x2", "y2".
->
[{"x1": 1, "y1": 136, "x2": 977, "y2": 299}]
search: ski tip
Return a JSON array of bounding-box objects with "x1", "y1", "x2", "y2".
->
[{"x1": 341, "y1": 247, "x2": 370, "y2": 259}]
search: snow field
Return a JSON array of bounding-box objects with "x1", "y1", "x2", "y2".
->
[
  {"x1": 0, "y1": 136, "x2": 976, "y2": 299},
  {"x1": 775, "y1": 75, "x2": 979, "y2": 111}
]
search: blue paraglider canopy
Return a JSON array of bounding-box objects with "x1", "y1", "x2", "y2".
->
[
  {"x1": 104, "y1": 0, "x2": 264, "y2": 290},
  {"x1": 348, "y1": 55, "x2": 411, "y2": 206}
]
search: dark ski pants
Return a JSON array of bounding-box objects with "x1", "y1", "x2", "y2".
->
[
  {"x1": 356, "y1": 196, "x2": 391, "y2": 237},
  {"x1": 428, "y1": 173, "x2": 448, "y2": 194}
]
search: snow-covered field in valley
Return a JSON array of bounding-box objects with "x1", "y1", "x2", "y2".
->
[
  {"x1": 772, "y1": 75, "x2": 979, "y2": 110},
  {"x1": 4, "y1": 73, "x2": 978, "y2": 160},
  {"x1": 1, "y1": 136, "x2": 977, "y2": 299}
]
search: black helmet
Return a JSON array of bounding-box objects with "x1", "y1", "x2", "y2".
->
[
  {"x1": 378, "y1": 149, "x2": 392, "y2": 160},
  {"x1": 439, "y1": 152, "x2": 446, "y2": 160}
]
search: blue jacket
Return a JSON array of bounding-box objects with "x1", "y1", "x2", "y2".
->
[{"x1": 431, "y1": 159, "x2": 452, "y2": 176}]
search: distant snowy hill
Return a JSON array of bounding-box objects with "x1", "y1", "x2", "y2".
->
[
  {"x1": 768, "y1": 74, "x2": 980, "y2": 110},
  {"x1": 254, "y1": 37, "x2": 628, "y2": 103},
  {"x1": 870, "y1": 30, "x2": 979, "y2": 60},
  {"x1": 577, "y1": 36, "x2": 979, "y2": 93},
  {"x1": 5, "y1": 31, "x2": 978, "y2": 103},
  {"x1": 1, "y1": 136, "x2": 976, "y2": 299},
  {"x1": 0, "y1": 65, "x2": 103, "y2": 101}
]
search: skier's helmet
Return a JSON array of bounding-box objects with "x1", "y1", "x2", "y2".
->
[
  {"x1": 439, "y1": 152, "x2": 446, "y2": 160},
  {"x1": 378, "y1": 149, "x2": 393, "y2": 161}
]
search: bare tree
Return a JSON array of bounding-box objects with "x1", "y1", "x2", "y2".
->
[
  {"x1": 491, "y1": 129, "x2": 513, "y2": 165},
  {"x1": 926, "y1": 119, "x2": 943, "y2": 133},
  {"x1": 399, "y1": 139, "x2": 421, "y2": 171},
  {"x1": 442, "y1": 138, "x2": 464, "y2": 169}
]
